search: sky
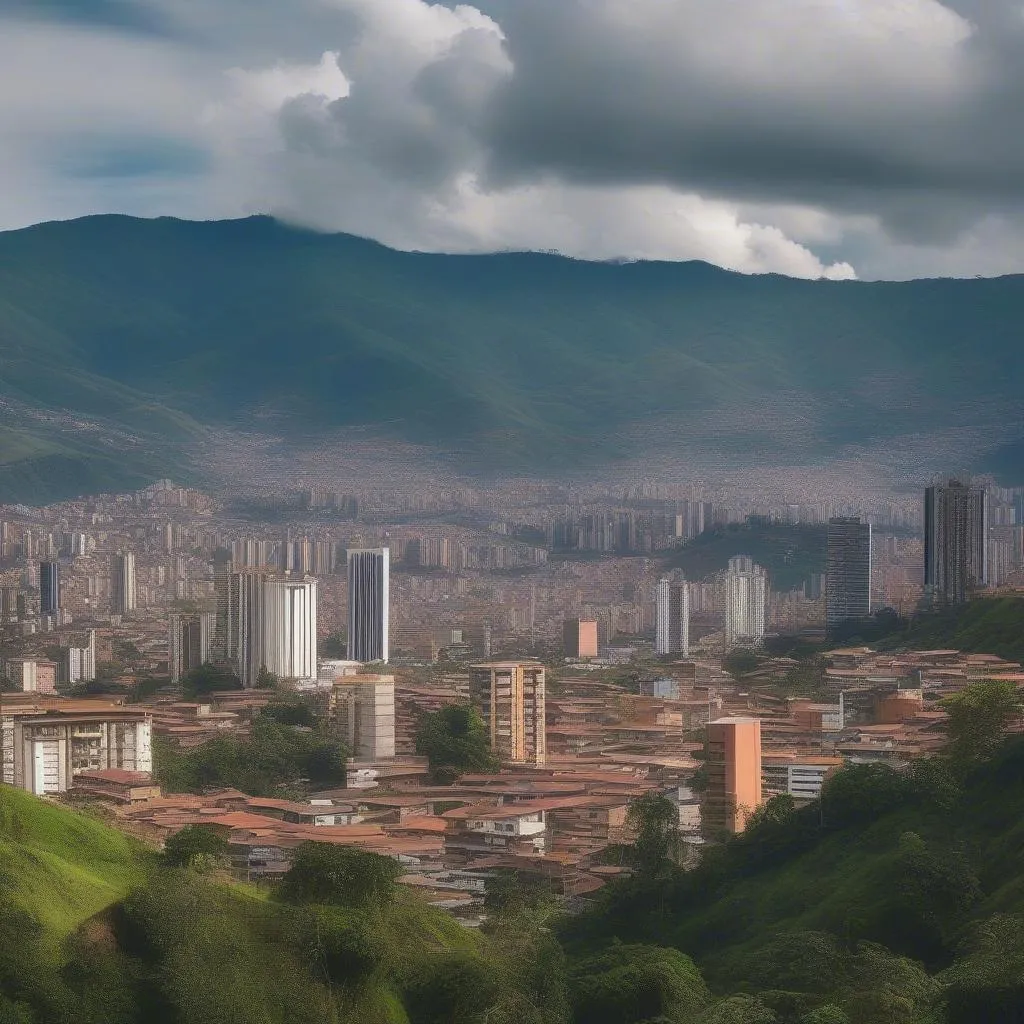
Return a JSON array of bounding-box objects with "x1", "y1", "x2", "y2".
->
[{"x1": 2, "y1": 0, "x2": 1024, "y2": 280}]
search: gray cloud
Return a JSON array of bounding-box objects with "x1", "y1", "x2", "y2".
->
[{"x1": 3, "y1": 0, "x2": 1024, "y2": 279}]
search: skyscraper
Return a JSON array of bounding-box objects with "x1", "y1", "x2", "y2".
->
[
  {"x1": 655, "y1": 576, "x2": 690, "y2": 656},
  {"x1": 226, "y1": 570, "x2": 318, "y2": 686},
  {"x1": 169, "y1": 612, "x2": 216, "y2": 683},
  {"x1": 704, "y1": 717, "x2": 763, "y2": 835},
  {"x1": 925, "y1": 480, "x2": 987, "y2": 605},
  {"x1": 111, "y1": 552, "x2": 137, "y2": 614},
  {"x1": 262, "y1": 577, "x2": 318, "y2": 681},
  {"x1": 826, "y1": 517, "x2": 872, "y2": 633},
  {"x1": 347, "y1": 549, "x2": 390, "y2": 663},
  {"x1": 724, "y1": 556, "x2": 767, "y2": 649},
  {"x1": 39, "y1": 561, "x2": 60, "y2": 615},
  {"x1": 470, "y1": 661, "x2": 546, "y2": 765}
]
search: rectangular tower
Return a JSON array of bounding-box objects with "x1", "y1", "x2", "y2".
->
[
  {"x1": 563, "y1": 619, "x2": 599, "y2": 659},
  {"x1": 724, "y1": 556, "x2": 767, "y2": 649},
  {"x1": 347, "y1": 549, "x2": 390, "y2": 663},
  {"x1": 111, "y1": 552, "x2": 137, "y2": 614},
  {"x1": 704, "y1": 717, "x2": 763, "y2": 835},
  {"x1": 925, "y1": 480, "x2": 987, "y2": 605},
  {"x1": 826, "y1": 517, "x2": 872, "y2": 633},
  {"x1": 469, "y1": 661, "x2": 546, "y2": 765},
  {"x1": 655, "y1": 577, "x2": 690, "y2": 656},
  {"x1": 39, "y1": 562, "x2": 60, "y2": 615}
]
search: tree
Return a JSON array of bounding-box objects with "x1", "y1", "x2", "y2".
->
[
  {"x1": 627, "y1": 792, "x2": 680, "y2": 875},
  {"x1": 262, "y1": 702, "x2": 315, "y2": 728},
  {"x1": 320, "y1": 632, "x2": 347, "y2": 659},
  {"x1": 800, "y1": 1008, "x2": 849, "y2": 1024},
  {"x1": 415, "y1": 705, "x2": 498, "y2": 783},
  {"x1": 181, "y1": 662, "x2": 243, "y2": 698},
  {"x1": 276, "y1": 843, "x2": 401, "y2": 909},
  {"x1": 163, "y1": 825, "x2": 230, "y2": 870},
  {"x1": 724, "y1": 651, "x2": 762, "y2": 679},
  {"x1": 255, "y1": 667, "x2": 279, "y2": 689},
  {"x1": 700, "y1": 995, "x2": 777, "y2": 1024},
  {"x1": 940, "y1": 679, "x2": 1024, "y2": 761},
  {"x1": 570, "y1": 944, "x2": 710, "y2": 1024},
  {"x1": 744, "y1": 794, "x2": 797, "y2": 832}
]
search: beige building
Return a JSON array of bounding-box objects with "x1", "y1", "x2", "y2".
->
[
  {"x1": 1, "y1": 699, "x2": 152, "y2": 795},
  {"x1": 332, "y1": 674, "x2": 396, "y2": 760},
  {"x1": 469, "y1": 661, "x2": 546, "y2": 765},
  {"x1": 704, "y1": 717, "x2": 763, "y2": 835}
]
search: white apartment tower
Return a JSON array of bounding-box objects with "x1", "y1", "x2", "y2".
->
[
  {"x1": 655, "y1": 576, "x2": 690, "y2": 656},
  {"x1": 724, "y1": 556, "x2": 767, "y2": 649},
  {"x1": 347, "y1": 549, "x2": 390, "y2": 663},
  {"x1": 227, "y1": 571, "x2": 318, "y2": 686}
]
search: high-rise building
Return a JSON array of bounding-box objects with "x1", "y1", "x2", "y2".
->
[
  {"x1": 563, "y1": 619, "x2": 599, "y2": 659},
  {"x1": 169, "y1": 612, "x2": 216, "y2": 683},
  {"x1": 655, "y1": 576, "x2": 690, "y2": 656},
  {"x1": 724, "y1": 556, "x2": 767, "y2": 649},
  {"x1": 347, "y1": 549, "x2": 390, "y2": 663},
  {"x1": 66, "y1": 630, "x2": 96, "y2": 684},
  {"x1": 227, "y1": 571, "x2": 318, "y2": 686},
  {"x1": 111, "y1": 552, "x2": 137, "y2": 614},
  {"x1": 470, "y1": 661, "x2": 546, "y2": 765},
  {"x1": 925, "y1": 480, "x2": 987, "y2": 605},
  {"x1": 333, "y1": 674, "x2": 396, "y2": 760},
  {"x1": 262, "y1": 577, "x2": 318, "y2": 681},
  {"x1": 704, "y1": 717, "x2": 763, "y2": 835},
  {"x1": 826, "y1": 517, "x2": 872, "y2": 633},
  {"x1": 39, "y1": 561, "x2": 60, "y2": 615}
]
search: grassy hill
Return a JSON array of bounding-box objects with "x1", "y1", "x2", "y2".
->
[
  {"x1": 0, "y1": 787, "x2": 547, "y2": 1024},
  {"x1": 2, "y1": 214, "x2": 1024, "y2": 499}
]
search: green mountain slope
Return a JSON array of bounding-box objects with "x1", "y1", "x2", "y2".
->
[
  {"x1": 562, "y1": 740, "x2": 1024, "y2": 1023},
  {"x1": 1, "y1": 214, "x2": 1024, "y2": 500}
]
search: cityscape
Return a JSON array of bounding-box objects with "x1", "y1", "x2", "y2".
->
[{"x1": 4, "y1": 0, "x2": 1024, "y2": 1019}]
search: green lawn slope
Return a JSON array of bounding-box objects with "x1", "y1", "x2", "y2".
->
[{"x1": 0, "y1": 786, "x2": 150, "y2": 942}]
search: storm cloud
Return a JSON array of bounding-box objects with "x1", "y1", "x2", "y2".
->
[{"x1": 2, "y1": 0, "x2": 1024, "y2": 278}]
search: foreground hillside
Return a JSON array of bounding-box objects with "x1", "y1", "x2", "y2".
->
[
  {"x1": 2, "y1": 215, "x2": 1024, "y2": 499},
  {"x1": 0, "y1": 787, "x2": 551, "y2": 1024},
  {"x1": 561, "y1": 738, "x2": 1024, "y2": 1023}
]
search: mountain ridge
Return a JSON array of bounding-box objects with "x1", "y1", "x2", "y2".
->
[{"x1": 1, "y1": 214, "x2": 1023, "y2": 501}]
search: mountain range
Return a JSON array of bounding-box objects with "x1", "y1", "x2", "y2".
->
[{"x1": 1, "y1": 214, "x2": 1022, "y2": 502}]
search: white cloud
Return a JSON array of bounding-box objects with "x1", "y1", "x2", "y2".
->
[{"x1": 0, "y1": 0, "x2": 1023, "y2": 279}]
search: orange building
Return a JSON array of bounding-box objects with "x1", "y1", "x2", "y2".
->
[
  {"x1": 563, "y1": 619, "x2": 599, "y2": 659},
  {"x1": 704, "y1": 717, "x2": 763, "y2": 835}
]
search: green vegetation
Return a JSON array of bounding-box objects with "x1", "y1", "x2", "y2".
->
[
  {"x1": 0, "y1": 783, "x2": 570, "y2": 1023},
  {"x1": 875, "y1": 595, "x2": 1024, "y2": 663},
  {"x1": 179, "y1": 662, "x2": 243, "y2": 698},
  {"x1": 561, "y1": 715, "x2": 1024, "y2": 1023},
  {"x1": 2, "y1": 215, "x2": 1024, "y2": 500},
  {"x1": 161, "y1": 825, "x2": 229, "y2": 871},
  {"x1": 152, "y1": 715, "x2": 346, "y2": 796},
  {"x1": 666, "y1": 523, "x2": 827, "y2": 590},
  {"x1": 415, "y1": 704, "x2": 499, "y2": 784}
]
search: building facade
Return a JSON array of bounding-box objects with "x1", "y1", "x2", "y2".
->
[
  {"x1": 925, "y1": 480, "x2": 987, "y2": 605},
  {"x1": 111, "y1": 552, "x2": 137, "y2": 614},
  {"x1": 724, "y1": 556, "x2": 767, "y2": 649},
  {"x1": 563, "y1": 619, "x2": 599, "y2": 659},
  {"x1": 227, "y1": 571, "x2": 318, "y2": 685},
  {"x1": 469, "y1": 661, "x2": 546, "y2": 765},
  {"x1": 655, "y1": 576, "x2": 690, "y2": 656},
  {"x1": 347, "y1": 549, "x2": 390, "y2": 663},
  {"x1": 704, "y1": 717, "x2": 763, "y2": 835},
  {"x1": 169, "y1": 612, "x2": 217, "y2": 683},
  {"x1": 2, "y1": 702, "x2": 152, "y2": 795},
  {"x1": 333, "y1": 674, "x2": 396, "y2": 760},
  {"x1": 39, "y1": 561, "x2": 60, "y2": 615},
  {"x1": 826, "y1": 517, "x2": 872, "y2": 633}
]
